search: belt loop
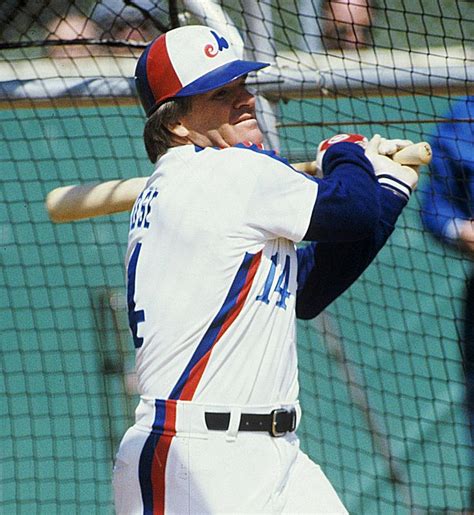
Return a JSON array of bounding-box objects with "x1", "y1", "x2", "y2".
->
[{"x1": 225, "y1": 407, "x2": 241, "y2": 442}]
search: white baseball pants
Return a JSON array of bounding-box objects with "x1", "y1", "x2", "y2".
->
[{"x1": 113, "y1": 398, "x2": 348, "y2": 514}]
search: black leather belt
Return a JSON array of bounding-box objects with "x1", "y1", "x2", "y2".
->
[{"x1": 205, "y1": 408, "x2": 297, "y2": 437}]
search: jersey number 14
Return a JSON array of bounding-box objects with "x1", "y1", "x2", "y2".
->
[{"x1": 256, "y1": 253, "x2": 291, "y2": 309}]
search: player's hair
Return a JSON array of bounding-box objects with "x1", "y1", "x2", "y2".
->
[{"x1": 143, "y1": 96, "x2": 192, "y2": 163}]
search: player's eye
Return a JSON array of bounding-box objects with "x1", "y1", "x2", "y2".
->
[{"x1": 211, "y1": 88, "x2": 229, "y2": 100}]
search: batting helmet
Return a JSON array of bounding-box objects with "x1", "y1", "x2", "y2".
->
[{"x1": 135, "y1": 25, "x2": 270, "y2": 117}]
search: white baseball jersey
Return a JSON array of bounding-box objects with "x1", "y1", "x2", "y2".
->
[
  {"x1": 115, "y1": 143, "x2": 353, "y2": 515},
  {"x1": 125, "y1": 143, "x2": 318, "y2": 406}
]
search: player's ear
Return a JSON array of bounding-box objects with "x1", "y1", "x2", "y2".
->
[{"x1": 166, "y1": 121, "x2": 189, "y2": 139}]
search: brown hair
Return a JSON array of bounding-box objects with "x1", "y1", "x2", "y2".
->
[{"x1": 143, "y1": 97, "x2": 192, "y2": 163}]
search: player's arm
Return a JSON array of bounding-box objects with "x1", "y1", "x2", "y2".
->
[
  {"x1": 302, "y1": 133, "x2": 422, "y2": 242},
  {"x1": 296, "y1": 187, "x2": 406, "y2": 319},
  {"x1": 241, "y1": 140, "x2": 381, "y2": 245},
  {"x1": 302, "y1": 141, "x2": 380, "y2": 242},
  {"x1": 296, "y1": 134, "x2": 420, "y2": 319}
]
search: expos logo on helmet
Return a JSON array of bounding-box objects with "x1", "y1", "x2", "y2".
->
[{"x1": 204, "y1": 30, "x2": 229, "y2": 58}]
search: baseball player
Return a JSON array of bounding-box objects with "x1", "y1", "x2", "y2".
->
[{"x1": 113, "y1": 25, "x2": 419, "y2": 514}]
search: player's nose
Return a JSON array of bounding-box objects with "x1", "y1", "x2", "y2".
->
[{"x1": 234, "y1": 86, "x2": 256, "y2": 109}]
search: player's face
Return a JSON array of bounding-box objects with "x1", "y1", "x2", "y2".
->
[{"x1": 176, "y1": 78, "x2": 263, "y2": 148}]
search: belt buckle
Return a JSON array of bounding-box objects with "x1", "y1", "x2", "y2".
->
[{"x1": 271, "y1": 408, "x2": 295, "y2": 437}]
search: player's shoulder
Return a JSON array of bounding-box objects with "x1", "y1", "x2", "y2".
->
[
  {"x1": 194, "y1": 142, "x2": 294, "y2": 171},
  {"x1": 229, "y1": 142, "x2": 292, "y2": 167},
  {"x1": 158, "y1": 143, "x2": 303, "y2": 184}
]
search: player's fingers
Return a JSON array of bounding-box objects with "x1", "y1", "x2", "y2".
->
[
  {"x1": 379, "y1": 138, "x2": 414, "y2": 156},
  {"x1": 365, "y1": 134, "x2": 382, "y2": 156},
  {"x1": 207, "y1": 129, "x2": 231, "y2": 148}
]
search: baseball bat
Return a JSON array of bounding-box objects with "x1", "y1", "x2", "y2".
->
[
  {"x1": 390, "y1": 141, "x2": 432, "y2": 165},
  {"x1": 46, "y1": 177, "x2": 147, "y2": 223},
  {"x1": 46, "y1": 142, "x2": 432, "y2": 223}
]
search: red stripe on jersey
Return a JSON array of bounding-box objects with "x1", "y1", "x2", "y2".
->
[
  {"x1": 178, "y1": 251, "x2": 262, "y2": 401},
  {"x1": 215, "y1": 252, "x2": 261, "y2": 341},
  {"x1": 179, "y1": 348, "x2": 212, "y2": 401}
]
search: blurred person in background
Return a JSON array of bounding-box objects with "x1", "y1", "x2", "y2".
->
[
  {"x1": 420, "y1": 96, "x2": 474, "y2": 510},
  {"x1": 298, "y1": 0, "x2": 373, "y2": 53},
  {"x1": 46, "y1": 10, "x2": 100, "y2": 58},
  {"x1": 321, "y1": 0, "x2": 373, "y2": 49},
  {"x1": 90, "y1": 0, "x2": 166, "y2": 44},
  {"x1": 47, "y1": 1, "x2": 168, "y2": 58}
]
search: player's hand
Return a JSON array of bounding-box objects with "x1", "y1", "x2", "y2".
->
[
  {"x1": 365, "y1": 134, "x2": 419, "y2": 201},
  {"x1": 378, "y1": 137, "x2": 414, "y2": 157},
  {"x1": 316, "y1": 133, "x2": 368, "y2": 175},
  {"x1": 458, "y1": 220, "x2": 474, "y2": 259}
]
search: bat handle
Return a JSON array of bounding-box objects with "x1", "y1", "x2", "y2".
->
[{"x1": 392, "y1": 142, "x2": 432, "y2": 165}]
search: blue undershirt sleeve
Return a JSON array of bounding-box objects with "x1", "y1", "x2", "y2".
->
[
  {"x1": 303, "y1": 142, "x2": 381, "y2": 242},
  {"x1": 296, "y1": 188, "x2": 407, "y2": 319}
]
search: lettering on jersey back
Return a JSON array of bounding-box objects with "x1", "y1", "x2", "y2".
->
[{"x1": 130, "y1": 188, "x2": 159, "y2": 231}]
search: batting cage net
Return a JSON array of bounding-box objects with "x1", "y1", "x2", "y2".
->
[{"x1": 2, "y1": 0, "x2": 473, "y2": 512}]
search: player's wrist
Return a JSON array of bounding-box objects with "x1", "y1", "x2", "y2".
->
[
  {"x1": 376, "y1": 164, "x2": 418, "y2": 201},
  {"x1": 365, "y1": 135, "x2": 419, "y2": 201}
]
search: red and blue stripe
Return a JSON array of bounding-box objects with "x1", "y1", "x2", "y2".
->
[
  {"x1": 138, "y1": 399, "x2": 177, "y2": 515},
  {"x1": 135, "y1": 34, "x2": 182, "y2": 116},
  {"x1": 138, "y1": 250, "x2": 262, "y2": 513}
]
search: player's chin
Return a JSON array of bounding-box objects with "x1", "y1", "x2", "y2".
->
[{"x1": 234, "y1": 119, "x2": 264, "y2": 145}]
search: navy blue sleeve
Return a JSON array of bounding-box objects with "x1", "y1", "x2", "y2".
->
[
  {"x1": 296, "y1": 187, "x2": 407, "y2": 319},
  {"x1": 303, "y1": 142, "x2": 380, "y2": 242}
]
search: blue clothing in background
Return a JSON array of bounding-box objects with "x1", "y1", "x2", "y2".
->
[
  {"x1": 420, "y1": 96, "x2": 474, "y2": 508},
  {"x1": 421, "y1": 97, "x2": 474, "y2": 240}
]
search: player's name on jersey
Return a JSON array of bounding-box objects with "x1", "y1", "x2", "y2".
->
[{"x1": 130, "y1": 187, "x2": 159, "y2": 231}]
